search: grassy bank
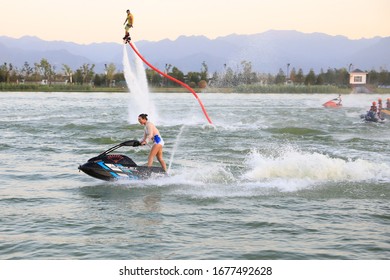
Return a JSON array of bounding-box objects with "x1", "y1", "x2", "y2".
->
[
  {"x1": 0, "y1": 83, "x2": 126, "y2": 92},
  {"x1": 0, "y1": 83, "x2": 197, "y2": 93},
  {"x1": 234, "y1": 84, "x2": 351, "y2": 94},
  {"x1": 1, "y1": 82, "x2": 389, "y2": 94}
]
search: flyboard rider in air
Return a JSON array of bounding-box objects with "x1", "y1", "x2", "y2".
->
[{"x1": 123, "y1": 9, "x2": 134, "y2": 43}]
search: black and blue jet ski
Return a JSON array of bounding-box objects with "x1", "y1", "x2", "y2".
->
[
  {"x1": 360, "y1": 111, "x2": 385, "y2": 123},
  {"x1": 78, "y1": 140, "x2": 166, "y2": 181}
]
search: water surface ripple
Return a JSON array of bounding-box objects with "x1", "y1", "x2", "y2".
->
[{"x1": 1, "y1": 92, "x2": 389, "y2": 259}]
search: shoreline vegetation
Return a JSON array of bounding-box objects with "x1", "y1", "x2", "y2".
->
[
  {"x1": 1, "y1": 83, "x2": 389, "y2": 94},
  {"x1": 2, "y1": 59, "x2": 390, "y2": 94}
]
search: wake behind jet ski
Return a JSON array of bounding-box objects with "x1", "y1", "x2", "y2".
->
[{"x1": 78, "y1": 140, "x2": 166, "y2": 181}]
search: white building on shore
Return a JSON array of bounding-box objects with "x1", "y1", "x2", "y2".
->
[{"x1": 349, "y1": 68, "x2": 369, "y2": 93}]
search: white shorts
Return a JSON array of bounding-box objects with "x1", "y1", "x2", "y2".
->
[{"x1": 153, "y1": 135, "x2": 164, "y2": 147}]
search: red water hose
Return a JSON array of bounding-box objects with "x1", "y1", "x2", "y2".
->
[{"x1": 127, "y1": 41, "x2": 213, "y2": 124}]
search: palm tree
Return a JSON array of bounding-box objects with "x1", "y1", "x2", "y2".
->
[{"x1": 62, "y1": 64, "x2": 73, "y2": 84}]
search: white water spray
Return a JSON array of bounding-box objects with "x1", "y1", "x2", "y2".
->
[
  {"x1": 122, "y1": 44, "x2": 157, "y2": 123},
  {"x1": 168, "y1": 125, "x2": 186, "y2": 173}
]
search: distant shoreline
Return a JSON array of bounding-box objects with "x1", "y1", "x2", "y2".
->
[{"x1": 1, "y1": 84, "x2": 389, "y2": 94}]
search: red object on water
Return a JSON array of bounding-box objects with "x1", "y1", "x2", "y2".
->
[
  {"x1": 323, "y1": 100, "x2": 342, "y2": 108},
  {"x1": 127, "y1": 41, "x2": 213, "y2": 125}
]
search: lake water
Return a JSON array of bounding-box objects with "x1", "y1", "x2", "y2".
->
[{"x1": 0, "y1": 91, "x2": 389, "y2": 260}]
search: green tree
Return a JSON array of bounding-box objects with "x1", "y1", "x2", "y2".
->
[
  {"x1": 295, "y1": 68, "x2": 305, "y2": 84},
  {"x1": 223, "y1": 67, "x2": 235, "y2": 87},
  {"x1": 114, "y1": 72, "x2": 125, "y2": 85},
  {"x1": 187, "y1": 71, "x2": 201, "y2": 85},
  {"x1": 274, "y1": 68, "x2": 286, "y2": 84},
  {"x1": 378, "y1": 68, "x2": 390, "y2": 85},
  {"x1": 0, "y1": 62, "x2": 13, "y2": 83},
  {"x1": 323, "y1": 68, "x2": 336, "y2": 85},
  {"x1": 169, "y1": 66, "x2": 184, "y2": 84},
  {"x1": 93, "y1": 74, "x2": 103, "y2": 86},
  {"x1": 79, "y1": 63, "x2": 95, "y2": 85},
  {"x1": 33, "y1": 62, "x2": 41, "y2": 82},
  {"x1": 21, "y1": 62, "x2": 33, "y2": 81},
  {"x1": 38, "y1": 58, "x2": 55, "y2": 85},
  {"x1": 241, "y1": 60, "x2": 253, "y2": 84},
  {"x1": 145, "y1": 68, "x2": 162, "y2": 87},
  {"x1": 305, "y1": 69, "x2": 316, "y2": 85},
  {"x1": 163, "y1": 63, "x2": 172, "y2": 86},
  {"x1": 74, "y1": 69, "x2": 83, "y2": 84},
  {"x1": 336, "y1": 68, "x2": 349, "y2": 86},
  {"x1": 62, "y1": 64, "x2": 73, "y2": 84},
  {"x1": 0, "y1": 63, "x2": 8, "y2": 83},
  {"x1": 368, "y1": 70, "x2": 378, "y2": 85},
  {"x1": 105, "y1": 63, "x2": 116, "y2": 87},
  {"x1": 289, "y1": 67, "x2": 297, "y2": 83},
  {"x1": 316, "y1": 69, "x2": 325, "y2": 85},
  {"x1": 200, "y1": 61, "x2": 208, "y2": 81}
]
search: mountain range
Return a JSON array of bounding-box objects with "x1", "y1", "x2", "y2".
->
[{"x1": 1, "y1": 30, "x2": 389, "y2": 74}]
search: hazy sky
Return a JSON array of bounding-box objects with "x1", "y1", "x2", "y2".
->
[{"x1": 1, "y1": 0, "x2": 389, "y2": 44}]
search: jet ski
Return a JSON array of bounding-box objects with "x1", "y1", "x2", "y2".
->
[
  {"x1": 360, "y1": 111, "x2": 385, "y2": 123},
  {"x1": 323, "y1": 100, "x2": 342, "y2": 108},
  {"x1": 78, "y1": 140, "x2": 166, "y2": 181}
]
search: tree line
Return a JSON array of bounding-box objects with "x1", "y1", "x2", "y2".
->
[
  {"x1": 211, "y1": 61, "x2": 390, "y2": 87},
  {"x1": 0, "y1": 59, "x2": 120, "y2": 87},
  {"x1": 1, "y1": 59, "x2": 390, "y2": 88}
]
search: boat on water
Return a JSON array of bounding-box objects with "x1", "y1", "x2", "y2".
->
[
  {"x1": 360, "y1": 111, "x2": 385, "y2": 123},
  {"x1": 380, "y1": 109, "x2": 390, "y2": 119},
  {"x1": 78, "y1": 140, "x2": 166, "y2": 181}
]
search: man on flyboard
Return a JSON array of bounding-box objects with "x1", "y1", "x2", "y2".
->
[{"x1": 123, "y1": 9, "x2": 134, "y2": 43}]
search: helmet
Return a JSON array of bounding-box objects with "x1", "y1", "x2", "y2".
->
[
  {"x1": 372, "y1": 101, "x2": 376, "y2": 105},
  {"x1": 378, "y1": 98, "x2": 382, "y2": 101}
]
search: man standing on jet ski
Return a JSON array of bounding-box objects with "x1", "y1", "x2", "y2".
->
[
  {"x1": 334, "y1": 94, "x2": 342, "y2": 105},
  {"x1": 138, "y1": 114, "x2": 167, "y2": 172}
]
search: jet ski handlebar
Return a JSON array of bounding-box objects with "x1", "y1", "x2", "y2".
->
[
  {"x1": 97, "y1": 140, "x2": 141, "y2": 157},
  {"x1": 121, "y1": 140, "x2": 141, "y2": 147}
]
